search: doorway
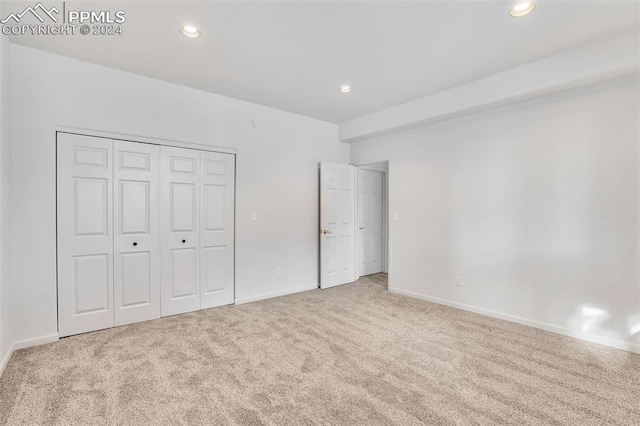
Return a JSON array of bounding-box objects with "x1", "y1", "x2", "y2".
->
[
  {"x1": 318, "y1": 160, "x2": 389, "y2": 289},
  {"x1": 356, "y1": 162, "x2": 388, "y2": 278}
]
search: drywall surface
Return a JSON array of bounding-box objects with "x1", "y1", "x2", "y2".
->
[
  {"x1": 10, "y1": 44, "x2": 349, "y2": 344},
  {"x1": 351, "y1": 76, "x2": 640, "y2": 352},
  {"x1": 0, "y1": 23, "x2": 12, "y2": 369},
  {"x1": 340, "y1": 29, "x2": 639, "y2": 142}
]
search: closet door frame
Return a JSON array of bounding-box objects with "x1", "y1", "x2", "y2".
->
[{"x1": 55, "y1": 129, "x2": 236, "y2": 335}]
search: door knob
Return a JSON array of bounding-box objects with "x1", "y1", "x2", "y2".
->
[
  {"x1": 321, "y1": 229, "x2": 331, "y2": 235},
  {"x1": 359, "y1": 227, "x2": 365, "y2": 230},
  {"x1": 182, "y1": 239, "x2": 186, "y2": 243},
  {"x1": 133, "y1": 242, "x2": 138, "y2": 246}
]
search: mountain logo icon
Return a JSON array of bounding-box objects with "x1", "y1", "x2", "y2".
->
[{"x1": 1, "y1": 2, "x2": 59, "y2": 24}]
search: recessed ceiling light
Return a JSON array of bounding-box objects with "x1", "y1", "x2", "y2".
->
[
  {"x1": 510, "y1": 2, "x2": 536, "y2": 17},
  {"x1": 339, "y1": 85, "x2": 352, "y2": 93},
  {"x1": 181, "y1": 25, "x2": 201, "y2": 38}
]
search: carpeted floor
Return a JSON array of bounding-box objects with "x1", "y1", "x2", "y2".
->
[{"x1": 0, "y1": 273, "x2": 638, "y2": 425}]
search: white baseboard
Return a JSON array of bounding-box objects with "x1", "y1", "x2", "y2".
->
[
  {"x1": 0, "y1": 344, "x2": 13, "y2": 377},
  {"x1": 235, "y1": 284, "x2": 318, "y2": 305},
  {"x1": 0, "y1": 333, "x2": 59, "y2": 377},
  {"x1": 389, "y1": 287, "x2": 640, "y2": 355},
  {"x1": 12, "y1": 333, "x2": 59, "y2": 351}
]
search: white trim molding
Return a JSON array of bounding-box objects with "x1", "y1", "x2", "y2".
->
[
  {"x1": 12, "y1": 333, "x2": 59, "y2": 351},
  {"x1": 56, "y1": 126, "x2": 237, "y2": 155},
  {"x1": 0, "y1": 333, "x2": 59, "y2": 377},
  {"x1": 235, "y1": 284, "x2": 318, "y2": 305},
  {"x1": 389, "y1": 287, "x2": 640, "y2": 355},
  {"x1": 0, "y1": 345, "x2": 12, "y2": 377}
]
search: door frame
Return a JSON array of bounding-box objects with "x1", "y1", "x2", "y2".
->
[
  {"x1": 56, "y1": 125, "x2": 237, "y2": 155},
  {"x1": 354, "y1": 161, "x2": 389, "y2": 281},
  {"x1": 55, "y1": 125, "x2": 237, "y2": 334}
]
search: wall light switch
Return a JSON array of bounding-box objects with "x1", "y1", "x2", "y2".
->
[
  {"x1": 392, "y1": 213, "x2": 398, "y2": 222},
  {"x1": 251, "y1": 213, "x2": 257, "y2": 222},
  {"x1": 276, "y1": 268, "x2": 281, "y2": 277},
  {"x1": 456, "y1": 276, "x2": 463, "y2": 287}
]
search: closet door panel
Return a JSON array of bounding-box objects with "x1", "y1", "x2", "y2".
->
[
  {"x1": 170, "y1": 248, "x2": 197, "y2": 297},
  {"x1": 161, "y1": 146, "x2": 201, "y2": 316},
  {"x1": 200, "y1": 152, "x2": 235, "y2": 309},
  {"x1": 120, "y1": 252, "x2": 151, "y2": 305},
  {"x1": 113, "y1": 141, "x2": 161, "y2": 326},
  {"x1": 57, "y1": 133, "x2": 114, "y2": 337}
]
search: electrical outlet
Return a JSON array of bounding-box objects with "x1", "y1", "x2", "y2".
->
[
  {"x1": 276, "y1": 268, "x2": 281, "y2": 277},
  {"x1": 251, "y1": 212, "x2": 257, "y2": 222},
  {"x1": 456, "y1": 276, "x2": 463, "y2": 287}
]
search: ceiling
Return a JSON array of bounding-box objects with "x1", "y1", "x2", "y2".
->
[{"x1": 6, "y1": 1, "x2": 640, "y2": 123}]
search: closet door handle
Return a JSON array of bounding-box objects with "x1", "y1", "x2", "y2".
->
[
  {"x1": 182, "y1": 239, "x2": 186, "y2": 243},
  {"x1": 133, "y1": 242, "x2": 138, "y2": 247}
]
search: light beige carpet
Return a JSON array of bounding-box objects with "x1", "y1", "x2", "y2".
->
[{"x1": 0, "y1": 273, "x2": 638, "y2": 425}]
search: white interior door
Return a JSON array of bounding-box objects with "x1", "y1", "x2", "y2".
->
[
  {"x1": 57, "y1": 133, "x2": 114, "y2": 337},
  {"x1": 320, "y1": 162, "x2": 357, "y2": 289},
  {"x1": 200, "y1": 151, "x2": 235, "y2": 309},
  {"x1": 113, "y1": 140, "x2": 161, "y2": 326},
  {"x1": 358, "y1": 169, "x2": 383, "y2": 276},
  {"x1": 160, "y1": 146, "x2": 201, "y2": 316}
]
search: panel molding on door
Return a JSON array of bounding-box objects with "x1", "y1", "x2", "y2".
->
[
  {"x1": 160, "y1": 146, "x2": 201, "y2": 316},
  {"x1": 113, "y1": 141, "x2": 161, "y2": 326},
  {"x1": 57, "y1": 133, "x2": 115, "y2": 337},
  {"x1": 320, "y1": 162, "x2": 357, "y2": 289},
  {"x1": 200, "y1": 151, "x2": 235, "y2": 309}
]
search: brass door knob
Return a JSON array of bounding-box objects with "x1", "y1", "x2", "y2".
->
[{"x1": 321, "y1": 229, "x2": 332, "y2": 235}]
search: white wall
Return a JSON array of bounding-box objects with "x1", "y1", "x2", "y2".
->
[
  {"x1": 10, "y1": 44, "x2": 349, "y2": 345},
  {"x1": 0, "y1": 5, "x2": 13, "y2": 369},
  {"x1": 351, "y1": 76, "x2": 640, "y2": 352},
  {"x1": 340, "y1": 28, "x2": 639, "y2": 142}
]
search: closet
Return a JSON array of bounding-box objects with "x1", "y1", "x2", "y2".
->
[{"x1": 56, "y1": 132, "x2": 235, "y2": 337}]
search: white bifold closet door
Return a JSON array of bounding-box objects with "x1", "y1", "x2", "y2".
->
[
  {"x1": 58, "y1": 135, "x2": 162, "y2": 336},
  {"x1": 200, "y1": 151, "x2": 235, "y2": 309},
  {"x1": 57, "y1": 133, "x2": 115, "y2": 337},
  {"x1": 160, "y1": 146, "x2": 201, "y2": 316},
  {"x1": 58, "y1": 134, "x2": 235, "y2": 336},
  {"x1": 160, "y1": 147, "x2": 235, "y2": 316},
  {"x1": 113, "y1": 141, "x2": 161, "y2": 326}
]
